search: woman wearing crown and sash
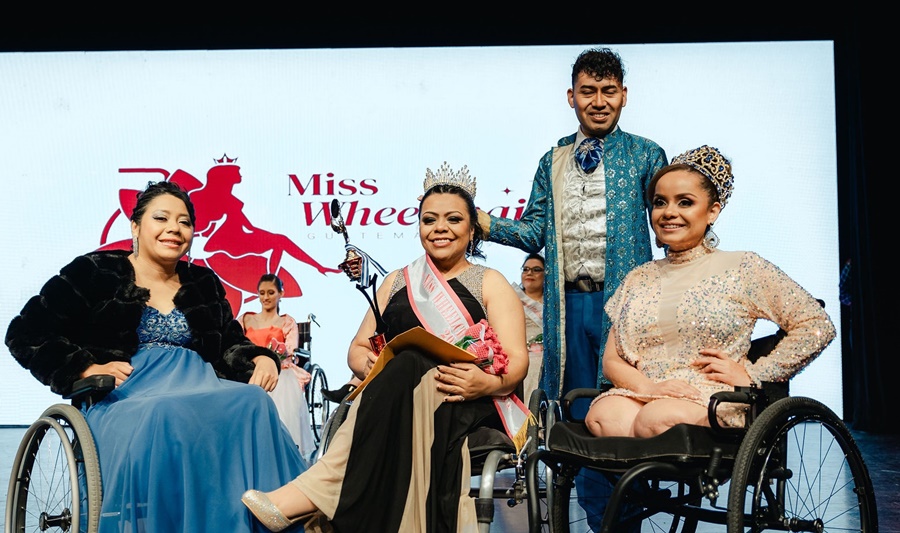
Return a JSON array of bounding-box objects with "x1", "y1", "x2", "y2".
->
[
  {"x1": 583, "y1": 145, "x2": 835, "y2": 438},
  {"x1": 242, "y1": 163, "x2": 528, "y2": 532}
]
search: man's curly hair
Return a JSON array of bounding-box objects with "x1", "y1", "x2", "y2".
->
[{"x1": 571, "y1": 47, "x2": 625, "y2": 86}]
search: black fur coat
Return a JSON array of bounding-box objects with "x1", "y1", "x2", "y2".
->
[{"x1": 5, "y1": 250, "x2": 279, "y2": 395}]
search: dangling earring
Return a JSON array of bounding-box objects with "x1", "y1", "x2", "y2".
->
[
  {"x1": 132, "y1": 236, "x2": 139, "y2": 258},
  {"x1": 467, "y1": 240, "x2": 474, "y2": 257},
  {"x1": 703, "y1": 225, "x2": 719, "y2": 249}
]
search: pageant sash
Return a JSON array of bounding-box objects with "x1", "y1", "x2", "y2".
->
[
  {"x1": 404, "y1": 255, "x2": 533, "y2": 452},
  {"x1": 513, "y1": 283, "x2": 543, "y2": 327},
  {"x1": 404, "y1": 255, "x2": 474, "y2": 343}
]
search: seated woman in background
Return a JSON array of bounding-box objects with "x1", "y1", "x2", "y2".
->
[
  {"x1": 5, "y1": 180, "x2": 307, "y2": 533},
  {"x1": 513, "y1": 252, "x2": 545, "y2": 400},
  {"x1": 584, "y1": 145, "x2": 836, "y2": 439},
  {"x1": 239, "y1": 273, "x2": 317, "y2": 462},
  {"x1": 241, "y1": 163, "x2": 528, "y2": 532}
]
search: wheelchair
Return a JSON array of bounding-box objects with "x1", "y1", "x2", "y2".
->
[
  {"x1": 524, "y1": 328, "x2": 879, "y2": 532},
  {"x1": 5, "y1": 324, "x2": 330, "y2": 533},
  {"x1": 293, "y1": 318, "x2": 330, "y2": 446},
  {"x1": 5, "y1": 375, "x2": 113, "y2": 533},
  {"x1": 315, "y1": 384, "x2": 556, "y2": 532}
]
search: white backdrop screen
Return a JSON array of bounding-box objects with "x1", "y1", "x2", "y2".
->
[{"x1": 0, "y1": 41, "x2": 839, "y2": 424}]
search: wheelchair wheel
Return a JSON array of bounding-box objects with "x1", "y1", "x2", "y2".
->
[
  {"x1": 727, "y1": 396, "x2": 878, "y2": 532},
  {"x1": 546, "y1": 466, "x2": 705, "y2": 533},
  {"x1": 525, "y1": 389, "x2": 554, "y2": 532},
  {"x1": 6, "y1": 404, "x2": 101, "y2": 533},
  {"x1": 306, "y1": 364, "x2": 330, "y2": 445},
  {"x1": 526, "y1": 388, "x2": 548, "y2": 456}
]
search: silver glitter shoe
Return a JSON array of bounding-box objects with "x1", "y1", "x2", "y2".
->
[{"x1": 241, "y1": 489, "x2": 305, "y2": 532}]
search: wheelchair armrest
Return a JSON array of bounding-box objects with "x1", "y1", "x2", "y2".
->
[
  {"x1": 559, "y1": 386, "x2": 612, "y2": 422},
  {"x1": 65, "y1": 374, "x2": 116, "y2": 409},
  {"x1": 708, "y1": 385, "x2": 771, "y2": 434},
  {"x1": 292, "y1": 349, "x2": 311, "y2": 369}
]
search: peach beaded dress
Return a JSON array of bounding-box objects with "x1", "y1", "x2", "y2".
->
[{"x1": 597, "y1": 246, "x2": 835, "y2": 426}]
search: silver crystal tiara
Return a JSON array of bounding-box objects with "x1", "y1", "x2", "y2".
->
[{"x1": 423, "y1": 161, "x2": 476, "y2": 198}]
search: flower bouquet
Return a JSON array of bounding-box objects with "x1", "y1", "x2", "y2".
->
[
  {"x1": 454, "y1": 319, "x2": 535, "y2": 452},
  {"x1": 526, "y1": 333, "x2": 543, "y2": 355},
  {"x1": 454, "y1": 319, "x2": 509, "y2": 376},
  {"x1": 266, "y1": 338, "x2": 287, "y2": 357}
]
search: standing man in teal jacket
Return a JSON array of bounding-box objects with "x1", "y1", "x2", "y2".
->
[{"x1": 478, "y1": 46, "x2": 667, "y2": 530}]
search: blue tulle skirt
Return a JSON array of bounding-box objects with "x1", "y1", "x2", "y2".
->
[{"x1": 84, "y1": 343, "x2": 307, "y2": 532}]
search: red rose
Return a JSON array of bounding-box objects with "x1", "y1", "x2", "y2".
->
[{"x1": 455, "y1": 319, "x2": 509, "y2": 375}]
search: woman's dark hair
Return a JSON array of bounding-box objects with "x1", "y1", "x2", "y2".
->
[
  {"x1": 646, "y1": 164, "x2": 719, "y2": 207},
  {"x1": 522, "y1": 252, "x2": 545, "y2": 267},
  {"x1": 130, "y1": 180, "x2": 197, "y2": 226},
  {"x1": 419, "y1": 184, "x2": 485, "y2": 260},
  {"x1": 257, "y1": 273, "x2": 284, "y2": 292},
  {"x1": 257, "y1": 273, "x2": 284, "y2": 313}
]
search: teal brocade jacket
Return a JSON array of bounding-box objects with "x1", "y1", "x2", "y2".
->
[{"x1": 486, "y1": 128, "x2": 667, "y2": 399}]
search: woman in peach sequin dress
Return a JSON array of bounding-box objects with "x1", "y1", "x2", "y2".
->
[{"x1": 585, "y1": 145, "x2": 836, "y2": 438}]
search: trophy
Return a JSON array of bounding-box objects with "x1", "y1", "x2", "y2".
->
[{"x1": 330, "y1": 199, "x2": 388, "y2": 354}]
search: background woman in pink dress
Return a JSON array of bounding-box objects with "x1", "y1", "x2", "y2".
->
[{"x1": 239, "y1": 273, "x2": 317, "y2": 462}]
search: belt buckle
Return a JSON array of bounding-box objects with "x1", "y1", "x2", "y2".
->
[{"x1": 574, "y1": 277, "x2": 594, "y2": 292}]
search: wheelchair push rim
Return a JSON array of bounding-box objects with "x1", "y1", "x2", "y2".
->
[
  {"x1": 6, "y1": 404, "x2": 101, "y2": 533},
  {"x1": 306, "y1": 365, "x2": 330, "y2": 445}
]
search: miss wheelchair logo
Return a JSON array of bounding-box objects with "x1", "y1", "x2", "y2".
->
[{"x1": 97, "y1": 154, "x2": 341, "y2": 316}]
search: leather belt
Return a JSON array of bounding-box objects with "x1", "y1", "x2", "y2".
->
[{"x1": 564, "y1": 277, "x2": 605, "y2": 293}]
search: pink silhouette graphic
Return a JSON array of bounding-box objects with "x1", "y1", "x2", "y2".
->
[{"x1": 98, "y1": 155, "x2": 340, "y2": 316}]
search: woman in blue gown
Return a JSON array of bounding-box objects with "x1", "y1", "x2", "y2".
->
[{"x1": 6, "y1": 181, "x2": 307, "y2": 533}]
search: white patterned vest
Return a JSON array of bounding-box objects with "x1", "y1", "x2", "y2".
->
[{"x1": 559, "y1": 151, "x2": 607, "y2": 283}]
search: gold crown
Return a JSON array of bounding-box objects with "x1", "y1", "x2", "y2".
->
[
  {"x1": 670, "y1": 145, "x2": 734, "y2": 207},
  {"x1": 423, "y1": 161, "x2": 477, "y2": 198}
]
